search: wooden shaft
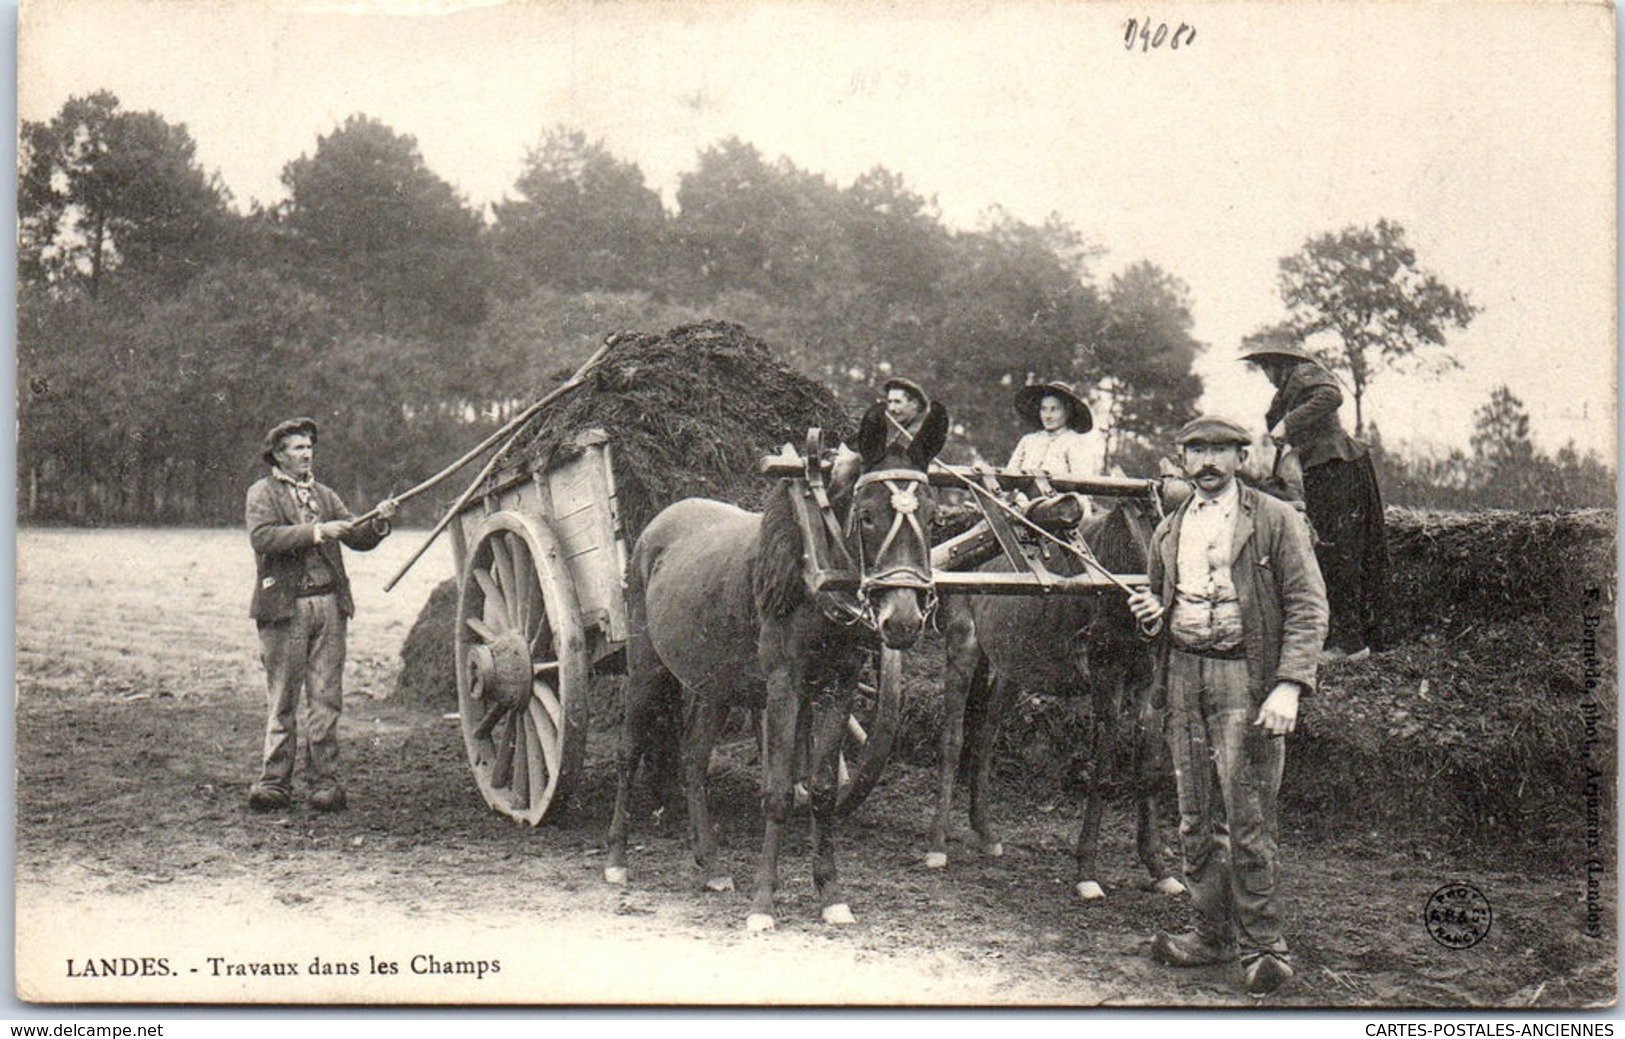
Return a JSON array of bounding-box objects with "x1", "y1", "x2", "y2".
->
[
  {"x1": 354, "y1": 339, "x2": 613, "y2": 527},
  {"x1": 378, "y1": 341, "x2": 613, "y2": 591},
  {"x1": 757, "y1": 456, "x2": 1158, "y2": 498},
  {"x1": 935, "y1": 571, "x2": 1149, "y2": 595},
  {"x1": 382, "y1": 434, "x2": 512, "y2": 593}
]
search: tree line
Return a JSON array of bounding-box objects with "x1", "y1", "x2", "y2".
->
[
  {"x1": 1370, "y1": 386, "x2": 1613, "y2": 511},
  {"x1": 19, "y1": 93, "x2": 1207, "y2": 524},
  {"x1": 19, "y1": 92, "x2": 1606, "y2": 525}
]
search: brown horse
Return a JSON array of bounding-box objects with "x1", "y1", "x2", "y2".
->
[
  {"x1": 931, "y1": 493, "x2": 1188, "y2": 901},
  {"x1": 606, "y1": 402, "x2": 948, "y2": 931}
]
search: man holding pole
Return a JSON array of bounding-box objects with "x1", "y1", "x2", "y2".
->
[
  {"x1": 246, "y1": 417, "x2": 398, "y2": 813},
  {"x1": 1125, "y1": 415, "x2": 1328, "y2": 996}
]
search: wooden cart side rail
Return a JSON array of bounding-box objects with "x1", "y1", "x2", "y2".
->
[{"x1": 759, "y1": 456, "x2": 1161, "y2": 499}]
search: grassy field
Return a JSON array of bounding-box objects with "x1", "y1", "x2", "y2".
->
[{"x1": 17, "y1": 526, "x2": 454, "y2": 705}]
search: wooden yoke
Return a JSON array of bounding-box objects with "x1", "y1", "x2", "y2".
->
[{"x1": 759, "y1": 448, "x2": 1157, "y2": 600}]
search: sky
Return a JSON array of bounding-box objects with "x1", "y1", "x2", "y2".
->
[{"x1": 16, "y1": 0, "x2": 1618, "y2": 460}]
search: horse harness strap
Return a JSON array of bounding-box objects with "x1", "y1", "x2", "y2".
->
[
  {"x1": 846, "y1": 469, "x2": 936, "y2": 617},
  {"x1": 804, "y1": 427, "x2": 858, "y2": 573}
]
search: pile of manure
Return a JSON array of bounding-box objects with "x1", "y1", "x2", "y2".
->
[{"x1": 393, "y1": 321, "x2": 852, "y2": 709}]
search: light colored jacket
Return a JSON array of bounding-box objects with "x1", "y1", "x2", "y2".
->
[
  {"x1": 1007, "y1": 428, "x2": 1092, "y2": 478},
  {"x1": 1148, "y1": 482, "x2": 1328, "y2": 698}
]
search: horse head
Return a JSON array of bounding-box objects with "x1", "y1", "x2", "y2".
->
[
  {"x1": 1155, "y1": 456, "x2": 1194, "y2": 513},
  {"x1": 835, "y1": 400, "x2": 949, "y2": 649}
]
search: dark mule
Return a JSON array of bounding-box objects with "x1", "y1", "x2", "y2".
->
[
  {"x1": 932, "y1": 494, "x2": 1187, "y2": 901},
  {"x1": 606, "y1": 403, "x2": 948, "y2": 931}
]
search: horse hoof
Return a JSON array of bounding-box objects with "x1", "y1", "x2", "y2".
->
[
  {"x1": 1075, "y1": 880, "x2": 1107, "y2": 901},
  {"x1": 706, "y1": 875, "x2": 736, "y2": 893},
  {"x1": 746, "y1": 913, "x2": 776, "y2": 933},
  {"x1": 1154, "y1": 876, "x2": 1188, "y2": 896},
  {"x1": 985, "y1": 842, "x2": 1004, "y2": 859},
  {"x1": 924, "y1": 852, "x2": 948, "y2": 870},
  {"x1": 604, "y1": 866, "x2": 628, "y2": 885},
  {"x1": 822, "y1": 903, "x2": 855, "y2": 926}
]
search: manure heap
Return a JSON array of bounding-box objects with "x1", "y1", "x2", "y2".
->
[
  {"x1": 394, "y1": 321, "x2": 851, "y2": 708},
  {"x1": 504, "y1": 320, "x2": 851, "y2": 538}
]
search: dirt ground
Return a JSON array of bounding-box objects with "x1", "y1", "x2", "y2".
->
[{"x1": 13, "y1": 529, "x2": 1617, "y2": 1008}]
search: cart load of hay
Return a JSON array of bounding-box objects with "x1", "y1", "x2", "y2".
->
[{"x1": 395, "y1": 321, "x2": 853, "y2": 707}]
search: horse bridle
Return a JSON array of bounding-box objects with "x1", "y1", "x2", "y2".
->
[{"x1": 843, "y1": 467, "x2": 937, "y2": 627}]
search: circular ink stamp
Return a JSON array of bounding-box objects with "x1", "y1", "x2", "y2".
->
[{"x1": 1424, "y1": 882, "x2": 1492, "y2": 949}]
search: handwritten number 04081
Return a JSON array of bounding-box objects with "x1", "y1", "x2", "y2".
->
[{"x1": 1124, "y1": 18, "x2": 1196, "y2": 51}]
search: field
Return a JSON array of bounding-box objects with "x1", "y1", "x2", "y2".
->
[{"x1": 14, "y1": 527, "x2": 1617, "y2": 1007}]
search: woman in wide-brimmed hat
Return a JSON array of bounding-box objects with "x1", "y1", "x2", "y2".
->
[
  {"x1": 1007, "y1": 380, "x2": 1094, "y2": 477},
  {"x1": 1240, "y1": 342, "x2": 1387, "y2": 662}
]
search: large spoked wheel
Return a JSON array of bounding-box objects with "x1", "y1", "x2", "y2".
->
[
  {"x1": 836, "y1": 646, "x2": 903, "y2": 815},
  {"x1": 455, "y1": 512, "x2": 587, "y2": 824}
]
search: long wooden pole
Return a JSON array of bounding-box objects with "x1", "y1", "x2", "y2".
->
[
  {"x1": 375, "y1": 341, "x2": 613, "y2": 591},
  {"x1": 883, "y1": 409, "x2": 1157, "y2": 613}
]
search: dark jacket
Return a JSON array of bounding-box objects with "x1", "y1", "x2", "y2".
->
[
  {"x1": 1265, "y1": 362, "x2": 1367, "y2": 469},
  {"x1": 1149, "y1": 482, "x2": 1328, "y2": 699},
  {"x1": 247, "y1": 475, "x2": 389, "y2": 622}
]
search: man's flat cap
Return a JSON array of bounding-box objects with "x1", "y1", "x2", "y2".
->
[
  {"x1": 882, "y1": 377, "x2": 929, "y2": 409},
  {"x1": 262, "y1": 417, "x2": 319, "y2": 464},
  {"x1": 1174, "y1": 415, "x2": 1251, "y2": 447}
]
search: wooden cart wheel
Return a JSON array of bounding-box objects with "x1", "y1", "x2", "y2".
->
[
  {"x1": 835, "y1": 646, "x2": 904, "y2": 814},
  {"x1": 455, "y1": 511, "x2": 588, "y2": 824}
]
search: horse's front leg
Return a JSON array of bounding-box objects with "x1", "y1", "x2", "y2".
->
[
  {"x1": 808, "y1": 685, "x2": 855, "y2": 925},
  {"x1": 1073, "y1": 661, "x2": 1115, "y2": 902},
  {"x1": 966, "y1": 668, "x2": 1017, "y2": 862},
  {"x1": 748, "y1": 640, "x2": 802, "y2": 932},
  {"x1": 1131, "y1": 679, "x2": 1186, "y2": 897},
  {"x1": 931, "y1": 597, "x2": 982, "y2": 869}
]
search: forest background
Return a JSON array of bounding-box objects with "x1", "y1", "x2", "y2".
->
[{"x1": 17, "y1": 93, "x2": 1614, "y2": 525}]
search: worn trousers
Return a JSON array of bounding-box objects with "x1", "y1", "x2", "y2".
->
[
  {"x1": 256, "y1": 593, "x2": 346, "y2": 791},
  {"x1": 1165, "y1": 650, "x2": 1288, "y2": 958}
]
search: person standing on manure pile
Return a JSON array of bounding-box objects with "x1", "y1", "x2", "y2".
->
[
  {"x1": 1126, "y1": 415, "x2": 1328, "y2": 997},
  {"x1": 1240, "y1": 342, "x2": 1387, "y2": 663},
  {"x1": 883, "y1": 377, "x2": 931, "y2": 452},
  {"x1": 245, "y1": 417, "x2": 398, "y2": 813}
]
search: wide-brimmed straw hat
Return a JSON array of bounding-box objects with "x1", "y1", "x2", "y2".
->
[
  {"x1": 1239, "y1": 342, "x2": 1320, "y2": 367},
  {"x1": 262, "y1": 417, "x2": 319, "y2": 465},
  {"x1": 1014, "y1": 380, "x2": 1093, "y2": 433}
]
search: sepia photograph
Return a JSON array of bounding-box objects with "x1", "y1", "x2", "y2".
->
[{"x1": 12, "y1": 0, "x2": 1618, "y2": 1012}]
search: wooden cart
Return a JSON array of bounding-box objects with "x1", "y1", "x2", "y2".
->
[
  {"x1": 438, "y1": 412, "x2": 1162, "y2": 825},
  {"x1": 442, "y1": 425, "x2": 913, "y2": 825},
  {"x1": 447, "y1": 428, "x2": 629, "y2": 823}
]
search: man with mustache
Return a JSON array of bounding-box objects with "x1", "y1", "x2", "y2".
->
[
  {"x1": 882, "y1": 377, "x2": 931, "y2": 453},
  {"x1": 1126, "y1": 415, "x2": 1328, "y2": 996},
  {"x1": 246, "y1": 417, "x2": 398, "y2": 813}
]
